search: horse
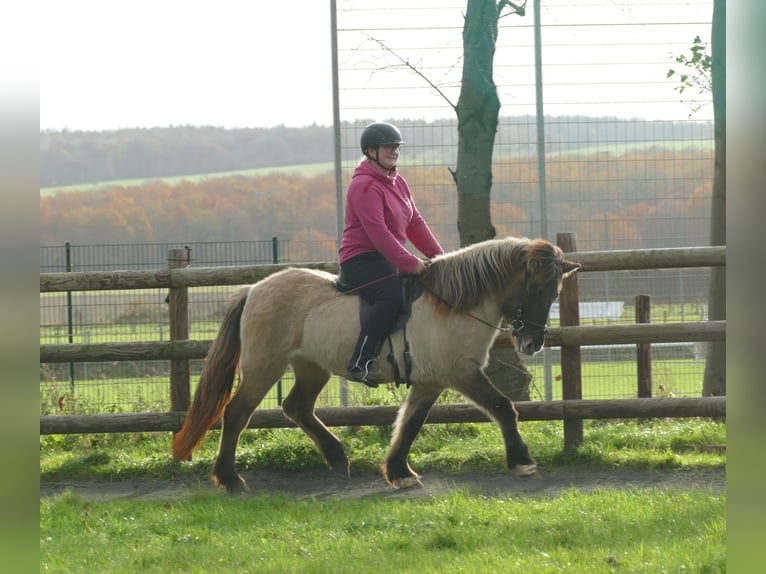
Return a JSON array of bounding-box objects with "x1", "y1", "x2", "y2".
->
[{"x1": 172, "y1": 236, "x2": 580, "y2": 493}]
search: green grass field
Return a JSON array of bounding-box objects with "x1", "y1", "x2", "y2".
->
[
  {"x1": 40, "y1": 419, "x2": 726, "y2": 573},
  {"x1": 40, "y1": 138, "x2": 712, "y2": 197},
  {"x1": 39, "y1": 161, "x2": 337, "y2": 196},
  {"x1": 41, "y1": 487, "x2": 724, "y2": 573}
]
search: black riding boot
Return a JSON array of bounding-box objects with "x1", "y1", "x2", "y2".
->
[
  {"x1": 346, "y1": 334, "x2": 385, "y2": 387},
  {"x1": 339, "y1": 252, "x2": 403, "y2": 388}
]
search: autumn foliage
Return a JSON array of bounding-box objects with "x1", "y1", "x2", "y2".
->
[{"x1": 40, "y1": 148, "x2": 713, "y2": 255}]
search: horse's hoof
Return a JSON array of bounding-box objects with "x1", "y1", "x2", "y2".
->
[
  {"x1": 391, "y1": 475, "x2": 422, "y2": 489},
  {"x1": 516, "y1": 464, "x2": 540, "y2": 478},
  {"x1": 215, "y1": 475, "x2": 249, "y2": 495},
  {"x1": 225, "y1": 481, "x2": 249, "y2": 495},
  {"x1": 329, "y1": 460, "x2": 351, "y2": 480}
]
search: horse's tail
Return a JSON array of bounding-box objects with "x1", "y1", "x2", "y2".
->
[{"x1": 172, "y1": 286, "x2": 250, "y2": 460}]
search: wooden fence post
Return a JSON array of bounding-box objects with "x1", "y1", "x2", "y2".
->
[
  {"x1": 168, "y1": 249, "x2": 190, "y2": 449},
  {"x1": 636, "y1": 294, "x2": 652, "y2": 398},
  {"x1": 556, "y1": 233, "x2": 583, "y2": 448}
]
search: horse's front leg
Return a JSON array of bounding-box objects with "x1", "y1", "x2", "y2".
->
[
  {"x1": 383, "y1": 384, "x2": 443, "y2": 488},
  {"x1": 451, "y1": 364, "x2": 538, "y2": 477}
]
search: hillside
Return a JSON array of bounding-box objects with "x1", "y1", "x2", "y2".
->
[
  {"x1": 40, "y1": 148, "x2": 713, "y2": 254},
  {"x1": 40, "y1": 117, "x2": 713, "y2": 189}
]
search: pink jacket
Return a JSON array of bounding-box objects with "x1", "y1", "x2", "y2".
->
[{"x1": 339, "y1": 160, "x2": 443, "y2": 274}]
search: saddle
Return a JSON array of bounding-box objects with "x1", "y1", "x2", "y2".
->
[{"x1": 334, "y1": 274, "x2": 425, "y2": 387}]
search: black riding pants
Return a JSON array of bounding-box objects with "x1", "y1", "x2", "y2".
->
[{"x1": 339, "y1": 251, "x2": 404, "y2": 370}]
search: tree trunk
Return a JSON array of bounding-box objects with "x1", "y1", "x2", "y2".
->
[
  {"x1": 453, "y1": 0, "x2": 530, "y2": 399},
  {"x1": 702, "y1": 0, "x2": 725, "y2": 396},
  {"x1": 452, "y1": 0, "x2": 500, "y2": 246},
  {"x1": 484, "y1": 346, "x2": 532, "y2": 401}
]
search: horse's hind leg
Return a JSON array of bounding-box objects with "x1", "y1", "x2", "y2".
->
[
  {"x1": 450, "y1": 366, "x2": 538, "y2": 477},
  {"x1": 213, "y1": 360, "x2": 285, "y2": 494},
  {"x1": 282, "y1": 359, "x2": 349, "y2": 478},
  {"x1": 212, "y1": 390, "x2": 258, "y2": 494},
  {"x1": 383, "y1": 384, "x2": 443, "y2": 488}
]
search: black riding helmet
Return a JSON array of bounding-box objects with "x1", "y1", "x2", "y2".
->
[{"x1": 360, "y1": 122, "x2": 405, "y2": 156}]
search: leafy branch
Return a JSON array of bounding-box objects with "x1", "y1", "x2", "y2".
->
[{"x1": 667, "y1": 35, "x2": 712, "y2": 117}]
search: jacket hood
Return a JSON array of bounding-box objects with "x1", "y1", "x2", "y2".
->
[{"x1": 352, "y1": 159, "x2": 398, "y2": 185}]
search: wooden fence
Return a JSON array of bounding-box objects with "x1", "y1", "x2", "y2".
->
[{"x1": 40, "y1": 234, "x2": 726, "y2": 445}]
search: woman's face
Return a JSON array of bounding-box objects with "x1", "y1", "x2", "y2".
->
[{"x1": 370, "y1": 143, "x2": 400, "y2": 170}]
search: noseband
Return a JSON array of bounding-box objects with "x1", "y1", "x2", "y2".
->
[
  {"x1": 506, "y1": 271, "x2": 549, "y2": 337},
  {"x1": 509, "y1": 308, "x2": 548, "y2": 337}
]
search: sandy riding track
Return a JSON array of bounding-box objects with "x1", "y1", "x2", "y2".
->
[{"x1": 40, "y1": 465, "x2": 725, "y2": 501}]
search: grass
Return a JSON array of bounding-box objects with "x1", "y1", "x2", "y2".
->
[
  {"x1": 39, "y1": 162, "x2": 337, "y2": 196},
  {"x1": 40, "y1": 419, "x2": 726, "y2": 482},
  {"x1": 547, "y1": 138, "x2": 715, "y2": 158},
  {"x1": 40, "y1": 420, "x2": 726, "y2": 573},
  {"x1": 41, "y1": 488, "x2": 725, "y2": 573},
  {"x1": 41, "y1": 139, "x2": 714, "y2": 198}
]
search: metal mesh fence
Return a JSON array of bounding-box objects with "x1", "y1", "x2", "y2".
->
[
  {"x1": 40, "y1": 241, "x2": 298, "y2": 415},
  {"x1": 41, "y1": 1, "x2": 717, "y2": 415},
  {"x1": 334, "y1": 0, "x2": 715, "y2": 402},
  {"x1": 40, "y1": 251, "x2": 712, "y2": 414}
]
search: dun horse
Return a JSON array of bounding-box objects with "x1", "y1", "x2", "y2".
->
[{"x1": 173, "y1": 236, "x2": 580, "y2": 492}]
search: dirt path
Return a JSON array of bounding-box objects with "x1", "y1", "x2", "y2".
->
[{"x1": 40, "y1": 465, "x2": 725, "y2": 501}]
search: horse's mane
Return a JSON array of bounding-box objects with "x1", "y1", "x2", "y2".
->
[{"x1": 420, "y1": 237, "x2": 563, "y2": 312}]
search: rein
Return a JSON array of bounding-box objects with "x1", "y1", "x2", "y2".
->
[
  {"x1": 426, "y1": 283, "x2": 512, "y2": 333},
  {"x1": 421, "y1": 271, "x2": 547, "y2": 336},
  {"x1": 339, "y1": 271, "x2": 401, "y2": 294}
]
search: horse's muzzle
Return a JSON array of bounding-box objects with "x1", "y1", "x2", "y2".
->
[{"x1": 515, "y1": 333, "x2": 546, "y2": 356}]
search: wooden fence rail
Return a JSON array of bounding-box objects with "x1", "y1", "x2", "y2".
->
[
  {"x1": 39, "y1": 246, "x2": 725, "y2": 292},
  {"x1": 39, "y1": 321, "x2": 726, "y2": 364},
  {"x1": 39, "y1": 241, "x2": 726, "y2": 437},
  {"x1": 40, "y1": 398, "x2": 726, "y2": 435}
]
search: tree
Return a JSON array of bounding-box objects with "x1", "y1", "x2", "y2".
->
[
  {"x1": 365, "y1": 1, "x2": 531, "y2": 399},
  {"x1": 704, "y1": 0, "x2": 725, "y2": 397},
  {"x1": 450, "y1": 0, "x2": 510, "y2": 244},
  {"x1": 668, "y1": 2, "x2": 725, "y2": 397},
  {"x1": 452, "y1": 0, "x2": 531, "y2": 398}
]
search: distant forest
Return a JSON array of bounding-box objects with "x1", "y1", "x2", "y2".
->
[
  {"x1": 41, "y1": 142, "x2": 714, "y2": 259},
  {"x1": 40, "y1": 117, "x2": 713, "y2": 188}
]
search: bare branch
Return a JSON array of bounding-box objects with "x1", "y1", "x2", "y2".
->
[
  {"x1": 498, "y1": 0, "x2": 527, "y2": 18},
  {"x1": 364, "y1": 34, "x2": 457, "y2": 111}
]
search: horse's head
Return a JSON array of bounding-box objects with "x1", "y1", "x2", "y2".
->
[{"x1": 504, "y1": 241, "x2": 580, "y2": 356}]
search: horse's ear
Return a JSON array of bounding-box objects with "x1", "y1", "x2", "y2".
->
[{"x1": 562, "y1": 260, "x2": 581, "y2": 278}]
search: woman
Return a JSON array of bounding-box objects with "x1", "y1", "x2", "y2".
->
[{"x1": 338, "y1": 122, "x2": 444, "y2": 387}]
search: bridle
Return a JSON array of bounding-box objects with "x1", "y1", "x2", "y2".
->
[
  {"x1": 503, "y1": 271, "x2": 549, "y2": 337},
  {"x1": 422, "y1": 269, "x2": 549, "y2": 336}
]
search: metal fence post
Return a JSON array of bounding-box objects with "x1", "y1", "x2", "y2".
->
[
  {"x1": 272, "y1": 236, "x2": 279, "y2": 264},
  {"x1": 65, "y1": 241, "x2": 75, "y2": 392},
  {"x1": 271, "y1": 236, "x2": 285, "y2": 405}
]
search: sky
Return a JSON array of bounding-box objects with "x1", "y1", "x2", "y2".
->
[
  {"x1": 39, "y1": 0, "x2": 715, "y2": 132},
  {"x1": 39, "y1": 1, "x2": 335, "y2": 131}
]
